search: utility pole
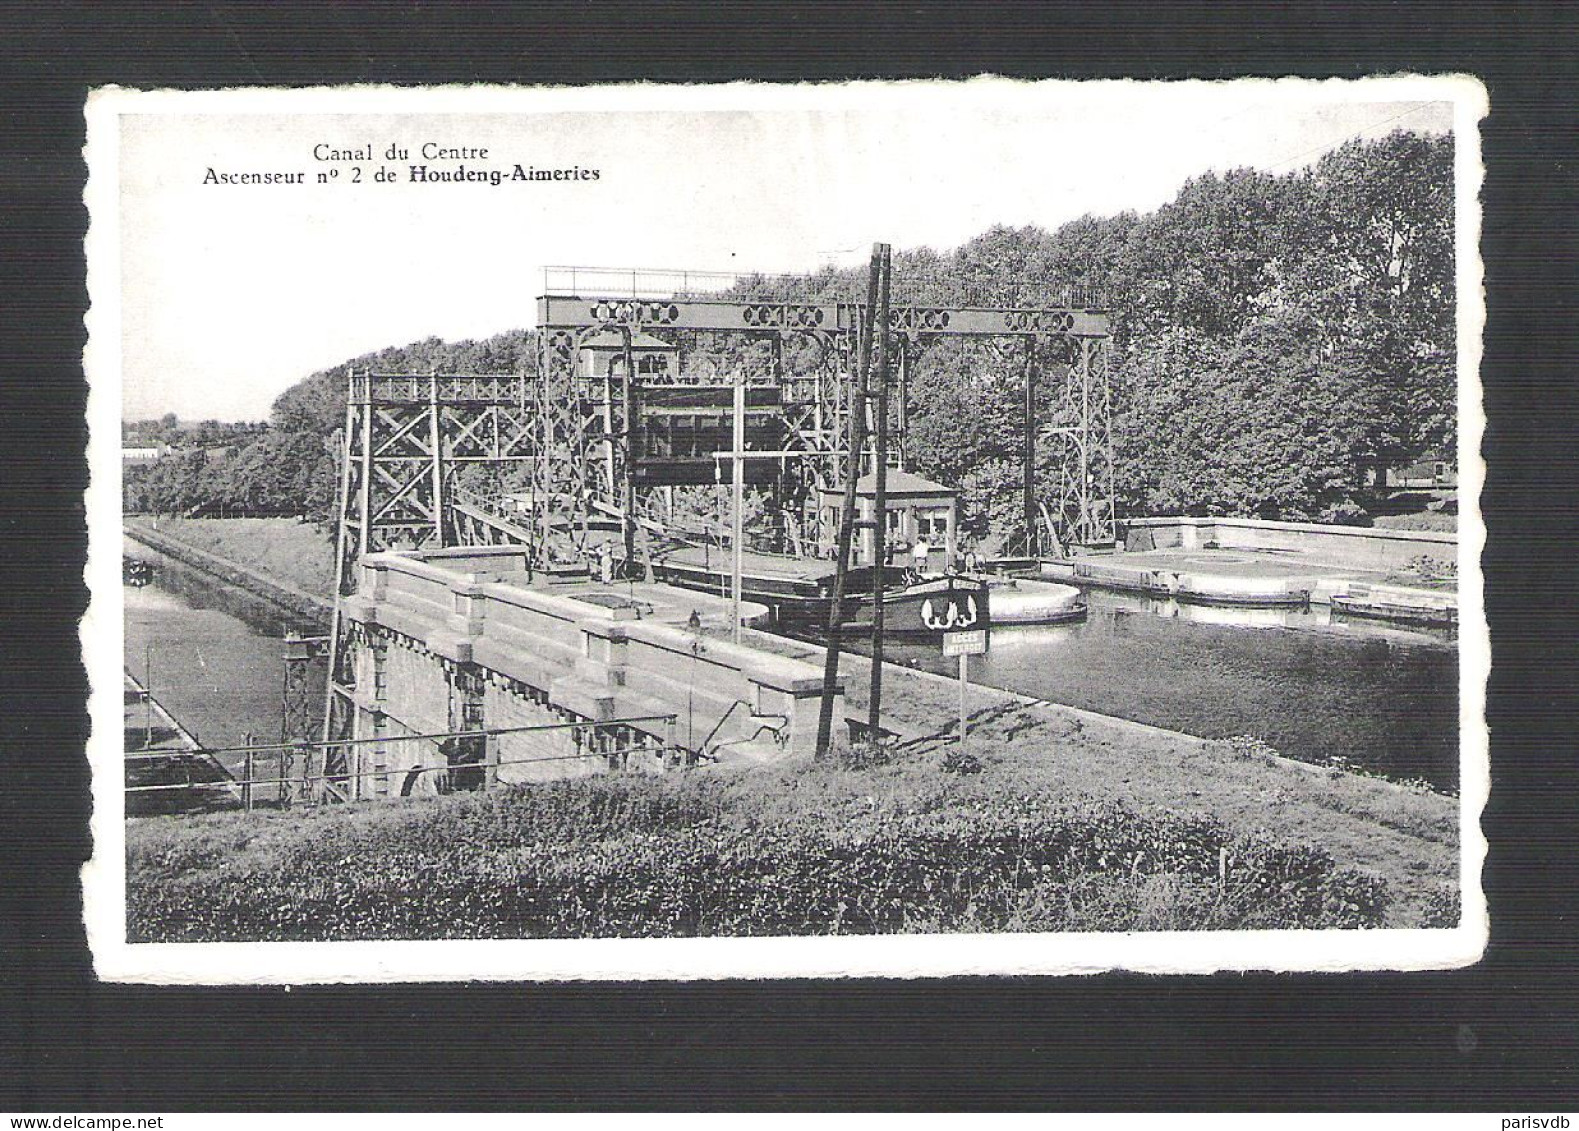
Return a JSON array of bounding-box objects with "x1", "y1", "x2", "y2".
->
[
  {"x1": 1024, "y1": 334, "x2": 1037, "y2": 558},
  {"x1": 621, "y1": 327, "x2": 637, "y2": 580},
  {"x1": 816, "y1": 244, "x2": 881, "y2": 759},
  {"x1": 143, "y1": 642, "x2": 153, "y2": 749},
  {"x1": 867, "y1": 243, "x2": 892, "y2": 744},
  {"x1": 895, "y1": 337, "x2": 909, "y2": 472},
  {"x1": 243, "y1": 733, "x2": 254, "y2": 813},
  {"x1": 731, "y1": 376, "x2": 745, "y2": 645}
]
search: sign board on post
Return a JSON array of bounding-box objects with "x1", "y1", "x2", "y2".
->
[
  {"x1": 942, "y1": 629, "x2": 987, "y2": 752},
  {"x1": 919, "y1": 590, "x2": 984, "y2": 633},
  {"x1": 942, "y1": 629, "x2": 987, "y2": 657}
]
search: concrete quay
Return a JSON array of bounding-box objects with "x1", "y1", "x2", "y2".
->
[
  {"x1": 124, "y1": 673, "x2": 238, "y2": 814},
  {"x1": 1040, "y1": 516, "x2": 1459, "y2": 626}
]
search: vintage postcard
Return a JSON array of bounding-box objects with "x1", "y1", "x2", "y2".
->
[{"x1": 84, "y1": 78, "x2": 1488, "y2": 981}]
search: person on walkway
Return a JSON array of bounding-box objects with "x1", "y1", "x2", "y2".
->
[
  {"x1": 597, "y1": 540, "x2": 615, "y2": 584},
  {"x1": 911, "y1": 537, "x2": 931, "y2": 577}
]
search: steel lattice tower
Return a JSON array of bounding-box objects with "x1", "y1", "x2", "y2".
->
[{"x1": 320, "y1": 372, "x2": 539, "y2": 797}]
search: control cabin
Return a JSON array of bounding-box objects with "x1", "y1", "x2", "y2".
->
[
  {"x1": 577, "y1": 330, "x2": 784, "y2": 487},
  {"x1": 818, "y1": 469, "x2": 958, "y2": 573}
]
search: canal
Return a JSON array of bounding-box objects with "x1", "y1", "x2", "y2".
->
[
  {"x1": 875, "y1": 589, "x2": 1459, "y2": 792},
  {"x1": 125, "y1": 537, "x2": 1460, "y2": 795},
  {"x1": 123, "y1": 536, "x2": 326, "y2": 766}
]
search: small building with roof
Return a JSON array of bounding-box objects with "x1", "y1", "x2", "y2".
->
[
  {"x1": 576, "y1": 329, "x2": 680, "y2": 382},
  {"x1": 817, "y1": 468, "x2": 958, "y2": 572}
]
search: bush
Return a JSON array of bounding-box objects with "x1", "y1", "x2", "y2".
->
[
  {"x1": 941, "y1": 748, "x2": 984, "y2": 775},
  {"x1": 1372, "y1": 511, "x2": 1457, "y2": 532},
  {"x1": 1220, "y1": 734, "x2": 1281, "y2": 762},
  {"x1": 1405, "y1": 553, "x2": 1457, "y2": 580},
  {"x1": 838, "y1": 740, "x2": 892, "y2": 771},
  {"x1": 1318, "y1": 500, "x2": 1372, "y2": 527},
  {"x1": 127, "y1": 776, "x2": 1392, "y2": 942},
  {"x1": 1421, "y1": 885, "x2": 1461, "y2": 928}
]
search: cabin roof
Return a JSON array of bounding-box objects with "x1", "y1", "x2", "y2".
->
[
  {"x1": 578, "y1": 329, "x2": 678, "y2": 352},
  {"x1": 820, "y1": 469, "x2": 956, "y2": 498}
]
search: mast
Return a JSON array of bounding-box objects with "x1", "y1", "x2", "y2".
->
[
  {"x1": 815, "y1": 244, "x2": 882, "y2": 759},
  {"x1": 867, "y1": 243, "x2": 892, "y2": 743}
]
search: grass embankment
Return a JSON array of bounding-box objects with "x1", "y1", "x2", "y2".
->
[
  {"x1": 127, "y1": 516, "x2": 337, "y2": 597},
  {"x1": 127, "y1": 671, "x2": 1459, "y2": 940}
]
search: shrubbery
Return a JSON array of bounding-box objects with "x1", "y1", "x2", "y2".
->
[
  {"x1": 941, "y1": 749, "x2": 984, "y2": 775},
  {"x1": 128, "y1": 768, "x2": 1392, "y2": 942},
  {"x1": 1372, "y1": 511, "x2": 1458, "y2": 533},
  {"x1": 1420, "y1": 885, "x2": 1462, "y2": 929}
]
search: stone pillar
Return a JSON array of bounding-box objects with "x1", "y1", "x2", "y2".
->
[{"x1": 750, "y1": 671, "x2": 841, "y2": 758}]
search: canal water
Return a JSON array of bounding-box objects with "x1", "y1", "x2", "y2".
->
[
  {"x1": 123, "y1": 537, "x2": 325, "y2": 765},
  {"x1": 124, "y1": 535, "x2": 1460, "y2": 794},
  {"x1": 876, "y1": 589, "x2": 1460, "y2": 792}
]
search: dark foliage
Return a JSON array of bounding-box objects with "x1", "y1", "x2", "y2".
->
[{"x1": 941, "y1": 749, "x2": 983, "y2": 775}]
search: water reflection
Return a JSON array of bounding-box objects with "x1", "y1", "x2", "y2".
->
[
  {"x1": 881, "y1": 588, "x2": 1459, "y2": 792},
  {"x1": 123, "y1": 535, "x2": 323, "y2": 638},
  {"x1": 1099, "y1": 588, "x2": 1456, "y2": 643}
]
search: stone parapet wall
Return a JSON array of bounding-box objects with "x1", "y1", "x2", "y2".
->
[
  {"x1": 342, "y1": 546, "x2": 841, "y2": 783},
  {"x1": 1123, "y1": 516, "x2": 1456, "y2": 570}
]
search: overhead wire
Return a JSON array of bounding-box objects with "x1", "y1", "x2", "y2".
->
[{"x1": 1264, "y1": 103, "x2": 1442, "y2": 174}]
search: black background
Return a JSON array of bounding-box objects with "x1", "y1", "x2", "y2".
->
[{"x1": 4, "y1": 0, "x2": 1576, "y2": 1110}]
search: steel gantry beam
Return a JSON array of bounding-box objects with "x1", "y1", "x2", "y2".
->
[
  {"x1": 536, "y1": 294, "x2": 1110, "y2": 338},
  {"x1": 533, "y1": 287, "x2": 1115, "y2": 562}
]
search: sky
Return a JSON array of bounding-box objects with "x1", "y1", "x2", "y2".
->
[{"x1": 102, "y1": 79, "x2": 1465, "y2": 422}]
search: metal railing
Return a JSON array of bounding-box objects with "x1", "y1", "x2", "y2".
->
[
  {"x1": 544, "y1": 265, "x2": 767, "y2": 299},
  {"x1": 125, "y1": 714, "x2": 681, "y2": 811},
  {"x1": 542, "y1": 265, "x2": 1104, "y2": 310},
  {"x1": 700, "y1": 700, "x2": 790, "y2": 760},
  {"x1": 125, "y1": 743, "x2": 674, "y2": 797}
]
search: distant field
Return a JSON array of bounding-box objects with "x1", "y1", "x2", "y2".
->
[{"x1": 135, "y1": 516, "x2": 336, "y2": 596}]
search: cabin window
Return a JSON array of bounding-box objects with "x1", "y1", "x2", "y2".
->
[{"x1": 916, "y1": 509, "x2": 950, "y2": 539}]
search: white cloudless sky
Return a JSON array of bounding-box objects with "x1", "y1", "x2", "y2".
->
[{"x1": 105, "y1": 79, "x2": 1459, "y2": 422}]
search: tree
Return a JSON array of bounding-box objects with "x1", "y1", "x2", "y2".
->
[
  {"x1": 1116, "y1": 167, "x2": 1293, "y2": 344},
  {"x1": 125, "y1": 449, "x2": 210, "y2": 516},
  {"x1": 1287, "y1": 131, "x2": 1457, "y2": 466},
  {"x1": 270, "y1": 329, "x2": 541, "y2": 438},
  {"x1": 1097, "y1": 131, "x2": 1455, "y2": 522}
]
